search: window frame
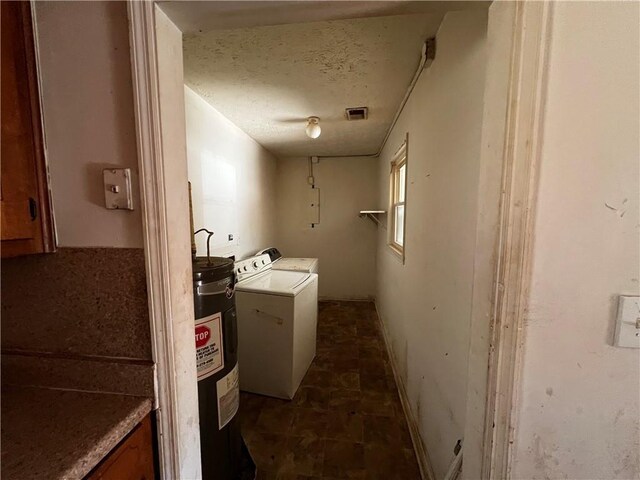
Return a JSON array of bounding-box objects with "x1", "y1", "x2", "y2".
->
[{"x1": 388, "y1": 141, "x2": 407, "y2": 260}]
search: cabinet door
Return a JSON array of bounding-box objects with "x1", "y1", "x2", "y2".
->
[
  {"x1": 86, "y1": 415, "x2": 156, "y2": 480},
  {"x1": 1, "y1": 2, "x2": 54, "y2": 257}
]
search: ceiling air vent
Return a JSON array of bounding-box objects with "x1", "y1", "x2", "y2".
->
[{"x1": 345, "y1": 107, "x2": 368, "y2": 121}]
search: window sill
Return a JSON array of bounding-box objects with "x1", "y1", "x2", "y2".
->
[{"x1": 387, "y1": 243, "x2": 405, "y2": 264}]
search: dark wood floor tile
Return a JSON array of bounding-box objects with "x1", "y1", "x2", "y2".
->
[
  {"x1": 278, "y1": 435, "x2": 325, "y2": 477},
  {"x1": 363, "y1": 444, "x2": 421, "y2": 480},
  {"x1": 319, "y1": 324, "x2": 357, "y2": 337},
  {"x1": 394, "y1": 413, "x2": 415, "y2": 449},
  {"x1": 324, "y1": 411, "x2": 364, "y2": 442},
  {"x1": 363, "y1": 415, "x2": 410, "y2": 446},
  {"x1": 333, "y1": 371, "x2": 360, "y2": 390},
  {"x1": 302, "y1": 369, "x2": 335, "y2": 389},
  {"x1": 326, "y1": 358, "x2": 360, "y2": 374},
  {"x1": 359, "y1": 373, "x2": 395, "y2": 393},
  {"x1": 359, "y1": 391, "x2": 396, "y2": 418},
  {"x1": 328, "y1": 389, "x2": 361, "y2": 414},
  {"x1": 261, "y1": 395, "x2": 293, "y2": 410},
  {"x1": 247, "y1": 432, "x2": 289, "y2": 473},
  {"x1": 317, "y1": 349, "x2": 359, "y2": 372},
  {"x1": 291, "y1": 409, "x2": 331, "y2": 438},
  {"x1": 293, "y1": 386, "x2": 332, "y2": 410},
  {"x1": 358, "y1": 345, "x2": 386, "y2": 361},
  {"x1": 240, "y1": 403, "x2": 262, "y2": 432},
  {"x1": 355, "y1": 320, "x2": 379, "y2": 335},
  {"x1": 242, "y1": 391, "x2": 266, "y2": 409},
  {"x1": 255, "y1": 406, "x2": 295, "y2": 434},
  {"x1": 317, "y1": 345, "x2": 360, "y2": 362},
  {"x1": 318, "y1": 336, "x2": 358, "y2": 349},
  {"x1": 330, "y1": 335, "x2": 359, "y2": 346},
  {"x1": 256, "y1": 472, "x2": 322, "y2": 480},
  {"x1": 255, "y1": 471, "x2": 276, "y2": 480},
  {"x1": 358, "y1": 358, "x2": 390, "y2": 376},
  {"x1": 356, "y1": 336, "x2": 384, "y2": 349},
  {"x1": 240, "y1": 392, "x2": 265, "y2": 432},
  {"x1": 322, "y1": 440, "x2": 366, "y2": 479}
]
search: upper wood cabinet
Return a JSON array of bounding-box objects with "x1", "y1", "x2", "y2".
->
[{"x1": 1, "y1": 1, "x2": 54, "y2": 257}]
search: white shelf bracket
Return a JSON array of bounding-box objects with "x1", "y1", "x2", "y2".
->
[{"x1": 359, "y1": 210, "x2": 385, "y2": 226}]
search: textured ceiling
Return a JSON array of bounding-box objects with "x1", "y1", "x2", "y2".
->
[{"x1": 183, "y1": 14, "x2": 444, "y2": 157}]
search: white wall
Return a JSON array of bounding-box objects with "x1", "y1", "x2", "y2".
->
[
  {"x1": 34, "y1": 1, "x2": 143, "y2": 248},
  {"x1": 512, "y1": 3, "x2": 640, "y2": 479},
  {"x1": 374, "y1": 10, "x2": 487, "y2": 478},
  {"x1": 276, "y1": 156, "x2": 377, "y2": 300},
  {"x1": 185, "y1": 87, "x2": 277, "y2": 260}
]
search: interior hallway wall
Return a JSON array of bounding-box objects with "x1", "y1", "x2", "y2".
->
[
  {"x1": 374, "y1": 10, "x2": 488, "y2": 478},
  {"x1": 512, "y1": 3, "x2": 640, "y2": 478},
  {"x1": 34, "y1": 1, "x2": 143, "y2": 248},
  {"x1": 276, "y1": 156, "x2": 377, "y2": 300},
  {"x1": 185, "y1": 86, "x2": 278, "y2": 260}
]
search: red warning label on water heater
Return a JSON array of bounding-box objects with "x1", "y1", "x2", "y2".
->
[{"x1": 195, "y1": 312, "x2": 224, "y2": 381}]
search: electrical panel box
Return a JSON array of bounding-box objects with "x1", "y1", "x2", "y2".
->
[{"x1": 308, "y1": 187, "x2": 320, "y2": 226}]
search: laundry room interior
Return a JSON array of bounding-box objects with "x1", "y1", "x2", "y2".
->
[
  {"x1": 2, "y1": 0, "x2": 639, "y2": 479},
  {"x1": 167, "y1": 1, "x2": 490, "y2": 478}
]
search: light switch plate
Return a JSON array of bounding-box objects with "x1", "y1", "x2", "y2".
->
[
  {"x1": 103, "y1": 168, "x2": 133, "y2": 210},
  {"x1": 614, "y1": 295, "x2": 640, "y2": 348}
]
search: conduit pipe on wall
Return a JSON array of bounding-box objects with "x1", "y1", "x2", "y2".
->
[
  {"x1": 317, "y1": 37, "x2": 436, "y2": 160},
  {"x1": 376, "y1": 37, "x2": 435, "y2": 156}
]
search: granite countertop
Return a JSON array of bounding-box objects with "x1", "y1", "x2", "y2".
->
[{"x1": 1, "y1": 385, "x2": 153, "y2": 480}]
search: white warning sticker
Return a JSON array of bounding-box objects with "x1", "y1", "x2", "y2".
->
[
  {"x1": 195, "y1": 312, "x2": 224, "y2": 381},
  {"x1": 216, "y1": 364, "x2": 239, "y2": 430}
]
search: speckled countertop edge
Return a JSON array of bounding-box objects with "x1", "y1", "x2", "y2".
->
[
  {"x1": 65, "y1": 395, "x2": 153, "y2": 479},
  {"x1": 1, "y1": 386, "x2": 153, "y2": 480}
]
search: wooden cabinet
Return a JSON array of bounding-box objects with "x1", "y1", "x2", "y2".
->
[
  {"x1": 1, "y1": 2, "x2": 54, "y2": 257},
  {"x1": 86, "y1": 415, "x2": 156, "y2": 480}
]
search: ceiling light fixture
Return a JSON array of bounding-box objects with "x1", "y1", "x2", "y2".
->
[{"x1": 305, "y1": 116, "x2": 321, "y2": 139}]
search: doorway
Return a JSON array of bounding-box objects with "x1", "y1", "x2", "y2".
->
[{"x1": 128, "y1": 2, "x2": 552, "y2": 478}]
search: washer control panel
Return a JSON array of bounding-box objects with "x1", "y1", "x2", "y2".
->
[{"x1": 235, "y1": 254, "x2": 272, "y2": 282}]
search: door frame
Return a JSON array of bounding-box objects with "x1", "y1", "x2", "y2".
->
[
  {"x1": 128, "y1": 2, "x2": 201, "y2": 478},
  {"x1": 127, "y1": 1, "x2": 554, "y2": 478},
  {"x1": 472, "y1": 2, "x2": 554, "y2": 478}
]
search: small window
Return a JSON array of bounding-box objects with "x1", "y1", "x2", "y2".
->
[{"x1": 389, "y1": 142, "x2": 407, "y2": 257}]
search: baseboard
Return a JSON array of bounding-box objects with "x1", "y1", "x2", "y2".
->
[
  {"x1": 374, "y1": 302, "x2": 436, "y2": 480},
  {"x1": 318, "y1": 295, "x2": 375, "y2": 302}
]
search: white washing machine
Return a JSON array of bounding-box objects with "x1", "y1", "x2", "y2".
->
[
  {"x1": 234, "y1": 254, "x2": 318, "y2": 399},
  {"x1": 257, "y1": 247, "x2": 318, "y2": 274}
]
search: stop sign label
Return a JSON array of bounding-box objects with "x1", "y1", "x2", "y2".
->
[
  {"x1": 195, "y1": 325, "x2": 211, "y2": 348},
  {"x1": 194, "y1": 312, "x2": 224, "y2": 381}
]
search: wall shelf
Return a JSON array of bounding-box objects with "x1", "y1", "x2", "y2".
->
[{"x1": 359, "y1": 210, "x2": 386, "y2": 226}]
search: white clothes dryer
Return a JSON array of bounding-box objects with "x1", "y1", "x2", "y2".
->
[{"x1": 256, "y1": 247, "x2": 318, "y2": 274}]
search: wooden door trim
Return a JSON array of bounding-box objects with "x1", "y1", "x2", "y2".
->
[{"x1": 480, "y1": 2, "x2": 554, "y2": 478}]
